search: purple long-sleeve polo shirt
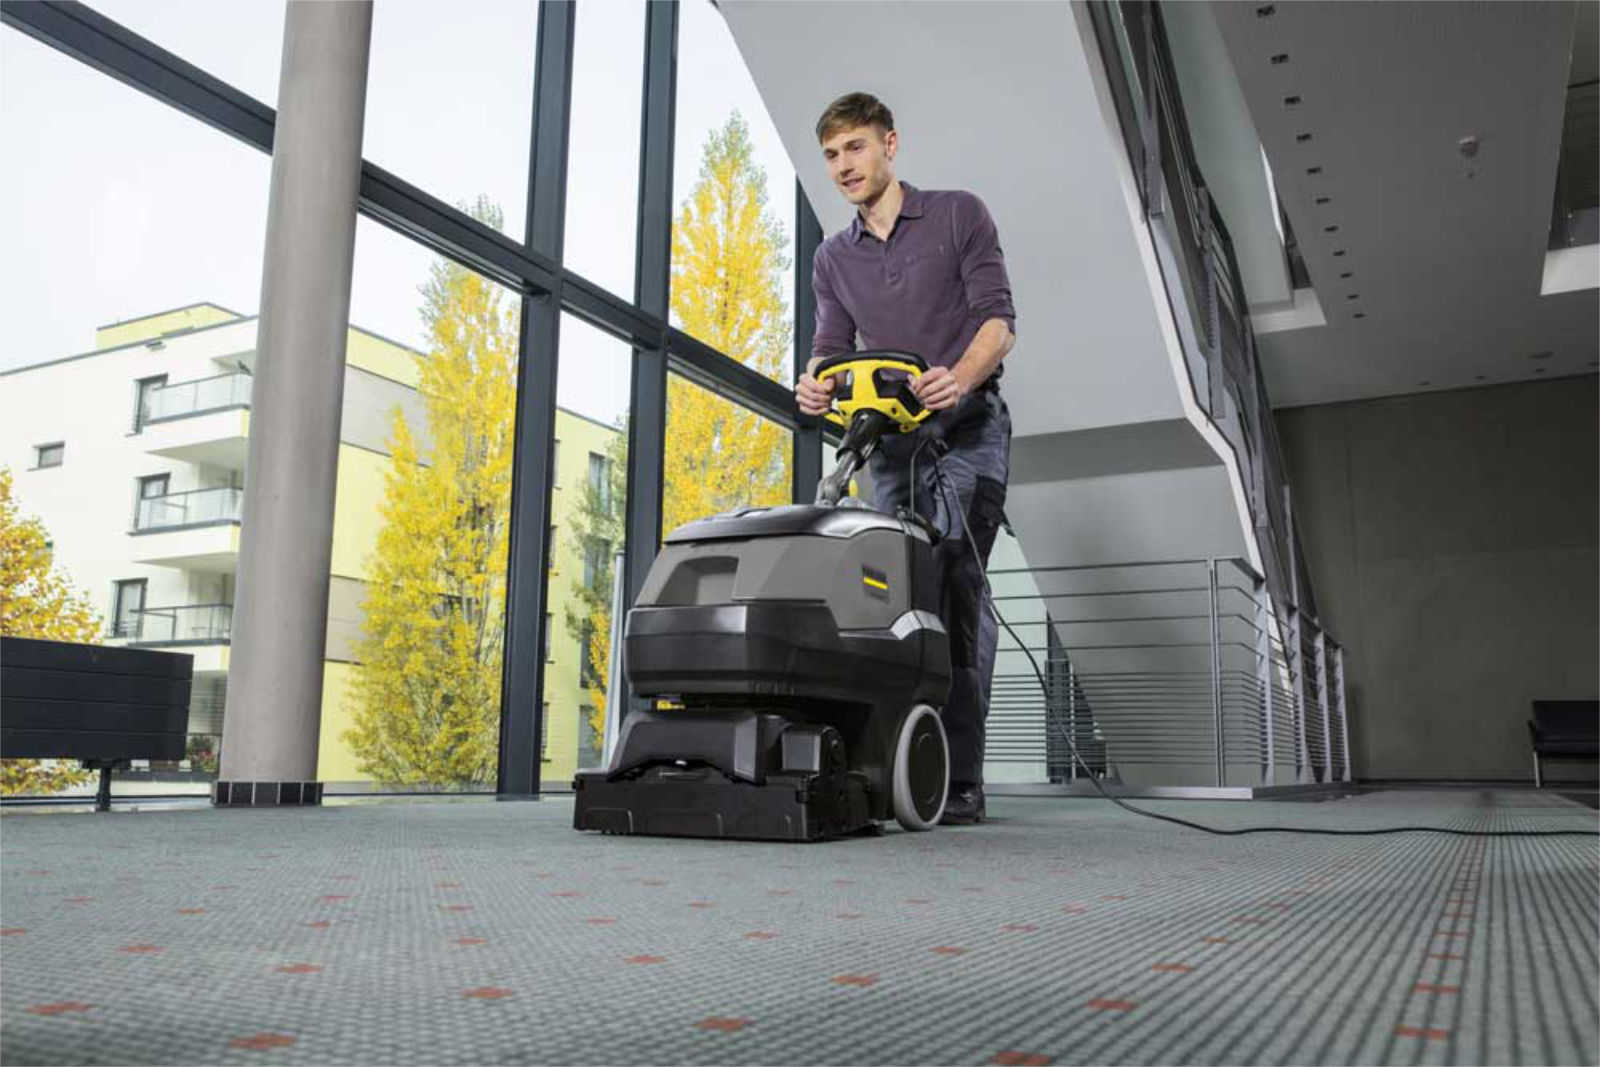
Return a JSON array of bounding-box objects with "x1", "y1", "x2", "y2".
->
[{"x1": 811, "y1": 182, "x2": 1016, "y2": 381}]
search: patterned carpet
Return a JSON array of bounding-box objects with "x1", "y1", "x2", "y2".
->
[{"x1": 1, "y1": 791, "x2": 1595, "y2": 1066}]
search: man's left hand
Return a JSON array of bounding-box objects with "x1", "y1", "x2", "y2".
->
[{"x1": 911, "y1": 365, "x2": 965, "y2": 411}]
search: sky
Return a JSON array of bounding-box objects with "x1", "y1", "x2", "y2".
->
[{"x1": 0, "y1": 0, "x2": 801, "y2": 427}]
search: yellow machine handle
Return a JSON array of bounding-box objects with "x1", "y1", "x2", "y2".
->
[{"x1": 814, "y1": 350, "x2": 933, "y2": 433}]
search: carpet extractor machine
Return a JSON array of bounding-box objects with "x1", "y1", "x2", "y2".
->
[{"x1": 573, "y1": 351, "x2": 953, "y2": 841}]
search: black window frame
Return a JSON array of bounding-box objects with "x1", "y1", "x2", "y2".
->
[
  {"x1": 33, "y1": 441, "x2": 64, "y2": 469},
  {"x1": 133, "y1": 373, "x2": 168, "y2": 432},
  {"x1": 111, "y1": 578, "x2": 148, "y2": 640},
  {"x1": 0, "y1": 0, "x2": 829, "y2": 798},
  {"x1": 134, "y1": 472, "x2": 171, "y2": 526}
]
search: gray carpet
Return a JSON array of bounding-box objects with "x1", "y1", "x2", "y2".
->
[{"x1": 1, "y1": 791, "x2": 1595, "y2": 1066}]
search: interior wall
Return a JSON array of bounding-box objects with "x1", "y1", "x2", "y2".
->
[{"x1": 1276, "y1": 375, "x2": 1599, "y2": 782}]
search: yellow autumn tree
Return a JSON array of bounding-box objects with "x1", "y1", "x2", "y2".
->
[
  {"x1": 0, "y1": 466, "x2": 99, "y2": 795},
  {"x1": 665, "y1": 110, "x2": 792, "y2": 532},
  {"x1": 343, "y1": 196, "x2": 518, "y2": 788},
  {"x1": 565, "y1": 112, "x2": 793, "y2": 754}
]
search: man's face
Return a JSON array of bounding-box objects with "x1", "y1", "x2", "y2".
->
[{"x1": 821, "y1": 124, "x2": 897, "y2": 206}]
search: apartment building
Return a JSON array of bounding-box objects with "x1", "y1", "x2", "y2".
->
[{"x1": 0, "y1": 301, "x2": 618, "y2": 789}]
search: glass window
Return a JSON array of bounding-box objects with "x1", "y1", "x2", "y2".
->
[
  {"x1": 134, "y1": 374, "x2": 168, "y2": 432},
  {"x1": 663, "y1": 374, "x2": 792, "y2": 534},
  {"x1": 0, "y1": 27, "x2": 270, "y2": 801},
  {"x1": 89, "y1": 0, "x2": 287, "y2": 106},
  {"x1": 541, "y1": 312, "x2": 631, "y2": 784},
  {"x1": 587, "y1": 451, "x2": 614, "y2": 512},
  {"x1": 33, "y1": 443, "x2": 64, "y2": 469},
  {"x1": 321, "y1": 218, "x2": 520, "y2": 793},
  {"x1": 563, "y1": 0, "x2": 645, "y2": 296},
  {"x1": 671, "y1": 0, "x2": 796, "y2": 383},
  {"x1": 134, "y1": 474, "x2": 171, "y2": 526},
  {"x1": 112, "y1": 578, "x2": 147, "y2": 639},
  {"x1": 583, "y1": 538, "x2": 611, "y2": 593},
  {"x1": 363, "y1": 1, "x2": 538, "y2": 242}
]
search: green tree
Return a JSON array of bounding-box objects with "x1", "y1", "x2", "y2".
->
[
  {"x1": 564, "y1": 112, "x2": 794, "y2": 756},
  {"x1": 1, "y1": 466, "x2": 100, "y2": 795},
  {"x1": 342, "y1": 197, "x2": 518, "y2": 788}
]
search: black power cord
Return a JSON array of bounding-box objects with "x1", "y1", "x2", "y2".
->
[{"x1": 923, "y1": 453, "x2": 1599, "y2": 839}]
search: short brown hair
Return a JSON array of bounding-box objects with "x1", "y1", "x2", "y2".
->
[{"x1": 816, "y1": 92, "x2": 895, "y2": 143}]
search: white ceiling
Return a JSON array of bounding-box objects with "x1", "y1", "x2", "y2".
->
[{"x1": 1210, "y1": 0, "x2": 1599, "y2": 408}]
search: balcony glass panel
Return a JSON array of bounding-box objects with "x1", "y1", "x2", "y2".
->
[
  {"x1": 135, "y1": 487, "x2": 243, "y2": 531},
  {"x1": 147, "y1": 372, "x2": 252, "y2": 422},
  {"x1": 129, "y1": 603, "x2": 233, "y2": 645}
]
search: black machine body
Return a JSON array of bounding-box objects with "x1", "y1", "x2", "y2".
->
[{"x1": 573, "y1": 352, "x2": 954, "y2": 842}]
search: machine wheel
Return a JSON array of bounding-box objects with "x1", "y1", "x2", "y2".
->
[{"x1": 892, "y1": 704, "x2": 949, "y2": 831}]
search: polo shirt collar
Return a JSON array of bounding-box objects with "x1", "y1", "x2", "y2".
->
[{"x1": 849, "y1": 181, "x2": 924, "y2": 243}]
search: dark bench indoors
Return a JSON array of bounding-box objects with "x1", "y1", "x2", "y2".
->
[
  {"x1": 1, "y1": 636, "x2": 192, "y2": 811},
  {"x1": 1527, "y1": 699, "x2": 1599, "y2": 788}
]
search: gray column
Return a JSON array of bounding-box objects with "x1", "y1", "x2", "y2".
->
[{"x1": 216, "y1": 0, "x2": 372, "y2": 805}]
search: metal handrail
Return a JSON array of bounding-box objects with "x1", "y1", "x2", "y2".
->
[
  {"x1": 986, "y1": 557, "x2": 1348, "y2": 790},
  {"x1": 125, "y1": 603, "x2": 233, "y2": 644}
]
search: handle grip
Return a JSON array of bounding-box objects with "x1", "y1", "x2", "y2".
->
[{"x1": 812, "y1": 350, "x2": 932, "y2": 432}]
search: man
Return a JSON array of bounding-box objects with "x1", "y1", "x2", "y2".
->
[{"x1": 795, "y1": 92, "x2": 1016, "y2": 825}]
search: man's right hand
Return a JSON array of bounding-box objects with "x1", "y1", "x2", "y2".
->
[{"x1": 795, "y1": 371, "x2": 837, "y2": 417}]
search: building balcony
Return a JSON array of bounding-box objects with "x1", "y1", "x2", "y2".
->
[
  {"x1": 141, "y1": 372, "x2": 251, "y2": 470},
  {"x1": 130, "y1": 487, "x2": 242, "y2": 572},
  {"x1": 118, "y1": 603, "x2": 232, "y2": 673}
]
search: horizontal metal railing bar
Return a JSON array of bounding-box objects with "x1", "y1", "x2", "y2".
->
[
  {"x1": 988, "y1": 556, "x2": 1266, "y2": 583},
  {"x1": 154, "y1": 369, "x2": 249, "y2": 390},
  {"x1": 992, "y1": 671, "x2": 1265, "y2": 682},
  {"x1": 987, "y1": 559, "x2": 1211, "y2": 575},
  {"x1": 995, "y1": 640, "x2": 1261, "y2": 652},
  {"x1": 993, "y1": 586, "x2": 1262, "y2": 605}
]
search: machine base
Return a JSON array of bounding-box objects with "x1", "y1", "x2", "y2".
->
[{"x1": 573, "y1": 766, "x2": 875, "y2": 843}]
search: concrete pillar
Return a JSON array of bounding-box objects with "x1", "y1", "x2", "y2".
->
[{"x1": 215, "y1": 1, "x2": 372, "y2": 806}]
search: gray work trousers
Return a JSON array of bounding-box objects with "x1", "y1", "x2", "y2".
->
[{"x1": 867, "y1": 387, "x2": 1012, "y2": 785}]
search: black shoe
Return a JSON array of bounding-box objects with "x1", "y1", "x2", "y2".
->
[{"x1": 940, "y1": 783, "x2": 985, "y2": 825}]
